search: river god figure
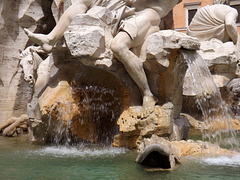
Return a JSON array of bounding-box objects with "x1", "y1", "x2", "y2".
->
[{"x1": 24, "y1": 0, "x2": 182, "y2": 118}]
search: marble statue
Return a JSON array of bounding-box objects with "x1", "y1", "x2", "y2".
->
[
  {"x1": 187, "y1": 4, "x2": 238, "y2": 44},
  {"x1": 19, "y1": 46, "x2": 55, "y2": 122},
  {"x1": 24, "y1": 0, "x2": 182, "y2": 118},
  {"x1": 110, "y1": 0, "x2": 182, "y2": 118}
]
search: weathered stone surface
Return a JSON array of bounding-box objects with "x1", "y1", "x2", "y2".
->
[
  {"x1": 199, "y1": 39, "x2": 237, "y2": 86},
  {"x1": 27, "y1": 9, "x2": 204, "y2": 144},
  {"x1": 34, "y1": 65, "x2": 126, "y2": 144},
  {"x1": 65, "y1": 26, "x2": 105, "y2": 58},
  {"x1": 221, "y1": 78, "x2": 240, "y2": 114},
  {"x1": 139, "y1": 135, "x2": 238, "y2": 162},
  {"x1": 171, "y1": 139, "x2": 237, "y2": 157},
  {"x1": 171, "y1": 117, "x2": 191, "y2": 141},
  {"x1": 3, "y1": 0, "x2": 232, "y2": 149},
  {"x1": 201, "y1": 118, "x2": 240, "y2": 131},
  {"x1": 18, "y1": 0, "x2": 44, "y2": 31},
  {"x1": 62, "y1": 14, "x2": 200, "y2": 120},
  {"x1": 112, "y1": 103, "x2": 173, "y2": 149},
  {"x1": 143, "y1": 30, "x2": 200, "y2": 70},
  {"x1": 64, "y1": 6, "x2": 115, "y2": 60},
  {"x1": 0, "y1": 0, "x2": 36, "y2": 125},
  {"x1": 38, "y1": 80, "x2": 100, "y2": 143},
  {"x1": 180, "y1": 113, "x2": 202, "y2": 129},
  {"x1": 136, "y1": 135, "x2": 181, "y2": 171},
  {"x1": 0, "y1": 0, "x2": 56, "y2": 125}
]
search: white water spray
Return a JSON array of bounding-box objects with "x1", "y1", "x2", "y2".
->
[{"x1": 183, "y1": 51, "x2": 239, "y2": 149}]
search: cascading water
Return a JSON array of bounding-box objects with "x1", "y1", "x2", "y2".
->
[
  {"x1": 183, "y1": 50, "x2": 239, "y2": 149},
  {"x1": 46, "y1": 82, "x2": 121, "y2": 145},
  {"x1": 71, "y1": 83, "x2": 121, "y2": 144}
]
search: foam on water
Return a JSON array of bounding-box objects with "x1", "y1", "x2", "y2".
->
[
  {"x1": 199, "y1": 155, "x2": 240, "y2": 167},
  {"x1": 27, "y1": 146, "x2": 127, "y2": 158}
]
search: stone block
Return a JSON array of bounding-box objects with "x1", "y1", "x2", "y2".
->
[
  {"x1": 64, "y1": 7, "x2": 114, "y2": 59},
  {"x1": 64, "y1": 26, "x2": 105, "y2": 58},
  {"x1": 145, "y1": 30, "x2": 200, "y2": 68},
  {"x1": 171, "y1": 117, "x2": 191, "y2": 141},
  {"x1": 113, "y1": 103, "x2": 174, "y2": 149}
]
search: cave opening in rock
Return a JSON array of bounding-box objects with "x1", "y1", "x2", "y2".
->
[
  {"x1": 140, "y1": 151, "x2": 171, "y2": 169},
  {"x1": 42, "y1": 65, "x2": 129, "y2": 145}
]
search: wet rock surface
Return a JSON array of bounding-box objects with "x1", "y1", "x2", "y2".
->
[{"x1": 136, "y1": 134, "x2": 239, "y2": 171}]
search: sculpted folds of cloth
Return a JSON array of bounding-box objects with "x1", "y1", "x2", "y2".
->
[{"x1": 187, "y1": 4, "x2": 238, "y2": 44}]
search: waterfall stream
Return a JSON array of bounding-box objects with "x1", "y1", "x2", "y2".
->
[
  {"x1": 183, "y1": 51, "x2": 239, "y2": 149},
  {"x1": 46, "y1": 83, "x2": 121, "y2": 145}
]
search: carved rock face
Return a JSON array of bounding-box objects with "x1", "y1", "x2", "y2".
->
[
  {"x1": 36, "y1": 66, "x2": 127, "y2": 144},
  {"x1": 113, "y1": 103, "x2": 174, "y2": 149}
]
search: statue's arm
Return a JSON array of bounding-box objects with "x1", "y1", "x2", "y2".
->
[{"x1": 225, "y1": 8, "x2": 238, "y2": 44}]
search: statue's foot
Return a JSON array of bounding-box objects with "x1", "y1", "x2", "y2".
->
[
  {"x1": 24, "y1": 28, "x2": 53, "y2": 53},
  {"x1": 140, "y1": 95, "x2": 158, "y2": 118}
]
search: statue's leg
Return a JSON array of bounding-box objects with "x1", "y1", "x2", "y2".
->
[
  {"x1": 24, "y1": 0, "x2": 94, "y2": 52},
  {"x1": 111, "y1": 9, "x2": 160, "y2": 118}
]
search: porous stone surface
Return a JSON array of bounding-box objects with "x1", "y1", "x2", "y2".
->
[
  {"x1": 64, "y1": 7, "x2": 113, "y2": 59},
  {"x1": 136, "y1": 135, "x2": 181, "y2": 170},
  {"x1": 142, "y1": 30, "x2": 199, "y2": 71},
  {"x1": 139, "y1": 135, "x2": 238, "y2": 160},
  {"x1": 171, "y1": 139, "x2": 237, "y2": 157},
  {"x1": 112, "y1": 103, "x2": 173, "y2": 149}
]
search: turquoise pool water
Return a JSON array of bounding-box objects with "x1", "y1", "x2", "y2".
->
[{"x1": 1, "y1": 136, "x2": 240, "y2": 180}]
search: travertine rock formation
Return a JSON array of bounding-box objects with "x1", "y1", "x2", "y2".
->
[
  {"x1": 136, "y1": 136, "x2": 181, "y2": 171},
  {"x1": 27, "y1": 6, "x2": 200, "y2": 144},
  {"x1": 136, "y1": 134, "x2": 238, "y2": 170},
  {"x1": 113, "y1": 103, "x2": 174, "y2": 149}
]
